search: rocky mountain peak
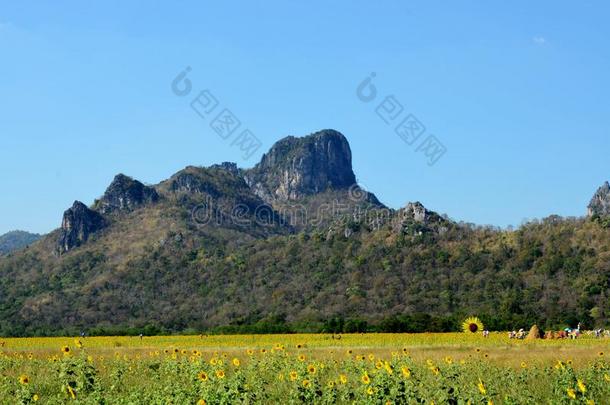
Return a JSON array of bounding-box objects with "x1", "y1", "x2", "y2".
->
[
  {"x1": 95, "y1": 174, "x2": 159, "y2": 214},
  {"x1": 588, "y1": 181, "x2": 610, "y2": 217},
  {"x1": 209, "y1": 162, "x2": 239, "y2": 175},
  {"x1": 57, "y1": 201, "x2": 106, "y2": 254},
  {"x1": 245, "y1": 129, "x2": 357, "y2": 202}
]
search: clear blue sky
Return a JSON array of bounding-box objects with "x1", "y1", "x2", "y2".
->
[{"x1": 1, "y1": 1, "x2": 609, "y2": 235}]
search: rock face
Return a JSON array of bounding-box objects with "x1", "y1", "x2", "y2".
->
[
  {"x1": 57, "y1": 201, "x2": 106, "y2": 254},
  {"x1": 393, "y1": 201, "x2": 446, "y2": 234},
  {"x1": 96, "y1": 174, "x2": 159, "y2": 214},
  {"x1": 588, "y1": 181, "x2": 610, "y2": 217},
  {"x1": 403, "y1": 202, "x2": 430, "y2": 223},
  {"x1": 245, "y1": 129, "x2": 357, "y2": 202}
]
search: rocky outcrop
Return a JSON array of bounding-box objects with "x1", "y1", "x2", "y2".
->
[
  {"x1": 403, "y1": 202, "x2": 431, "y2": 223},
  {"x1": 169, "y1": 169, "x2": 222, "y2": 197},
  {"x1": 57, "y1": 201, "x2": 106, "y2": 254},
  {"x1": 245, "y1": 129, "x2": 358, "y2": 202},
  {"x1": 96, "y1": 174, "x2": 158, "y2": 214},
  {"x1": 209, "y1": 162, "x2": 240, "y2": 176},
  {"x1": 588, "y1": 181, "x2": 610, "y2": 217},
  {"x1": 393, "y1": 201, "x2": 447, "y2": 234}
]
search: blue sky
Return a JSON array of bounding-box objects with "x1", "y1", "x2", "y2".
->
[{"x1": 1, "y1": 1, "x2": 609, "y2": 234}]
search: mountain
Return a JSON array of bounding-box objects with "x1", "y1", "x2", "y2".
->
[
  {"x1": 245, "y1": 129, "x2": 358, "y2": 202},
  {"x1": 0, "y1": 129, "x2": 609, "y2": 336},
  {"x1": 588, "y1": 181, "x2": 610, "y2": 217},
  {"x1": 0, "y1": 231, "x2": 42, "y2": 255}
]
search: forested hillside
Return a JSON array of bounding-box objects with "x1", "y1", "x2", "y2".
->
[{"x1": 0, "y1": 130, "x2": 608, "y2": 336}]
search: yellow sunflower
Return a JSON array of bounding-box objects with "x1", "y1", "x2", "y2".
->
[
  {"x1": 232, "y1": 358, "x2": 240, "y2": 367},
  {"x1": 302, "y1": 379, "x2": 310, "y2": 388},
  {"x1": 339, "y1": 374, "x2": 348, "y2": 384},
  {"x1": 361, "y1": 373, "x2": 371, "y2": 384},
  {"x1": 215, "y1": 370, "x2": 225, "y2": 379},
  {"x1": 19, "y1": 374, "x2": 29, "y2": 385},
  {"x1": 289, "y1": 371, "x2": 298, "y2": 381},
  {"x1": 307, "y1": 364, "x2": 316, "y2": 374},
  {"x1": 61, "y1": 346, "x2": 70, "y2": 355},
  {"x1": 197, "y1": 371, "x2": 209, "y2": 382},
  {"x1": 462, "y1": 316, "x2": 484, "y2": 333},
  {"x1": 567, "y1": 388, "x2": 576, "y2": 399}
]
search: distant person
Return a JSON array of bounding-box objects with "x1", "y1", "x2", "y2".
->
[
  {"x1": 483, "y1": 330, "x2": 489, "y2": 338},
  {"x1": 139, "y1": 333, "x2": 143, "y2": 340}
]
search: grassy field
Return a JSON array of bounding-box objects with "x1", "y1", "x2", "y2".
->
[{"x1": 1, "y1": 333, "x2": 609, "y2": 404}]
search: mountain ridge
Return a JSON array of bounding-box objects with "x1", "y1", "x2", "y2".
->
[
  {"x1": 0, "y1": 230, "x2": 42, "y2": 255},
  {"x1": 0, "y1": 129, "x2": 609, "y2": 335}
]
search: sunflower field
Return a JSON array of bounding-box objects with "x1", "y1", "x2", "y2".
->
[{"x1": 1, "y1": 333, "x2": 609, "y2": 404}]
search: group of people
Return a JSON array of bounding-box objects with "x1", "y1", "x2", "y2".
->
[
  {"x1": 506, "y1": 322, "x2": 609, "y2": 340},
  {"x1": 508, "y1": 329, "x2": 528, "y2": 339}
]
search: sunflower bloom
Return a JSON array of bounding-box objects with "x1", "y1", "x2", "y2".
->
[
  {"x1": 289, "y1": 371, "x2": 298, "y2": 381},
  {"x1": 361, "y1": 373, "x2": 370, "y2": 385},
  {"x1": 567, "y1": 388, "x2": 576, "y2": 399},
  {"x1": 339, "y1": 374, "x2": 348, "y2": 384},
  {"x1": 577, "y1": 379, "x2": 586, "y2": 394},
  {"x1": 302, "y1": 379, "x2": 310, "y2": 388},
  {"x1": 307, "y1": 364, "x2": 316, "y2": 374},
  {"x1": 401, "y1": 366, "x2": 411, "y2": 378},
  {"x1": 197, "y1": 400, "x2": 206, "y2": 405},
  {"x1": 197, "y1": 371, "x2": 209, "y2": 382},
  {"x1": 216, "y1": 370, "x2": 225, "y2": 379},
  {"x1": 462, "y1": 317, "x2": 484, "y2": 333},
  {"x1": 32, "y1": 394, "x2": 39, "y2": 402},
  {"x1": 19, "y1": 375, "x2": 29, "y2": 385},
  {"x1": 232, "y1": 358, "x2": 240, "y2": 367}
]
